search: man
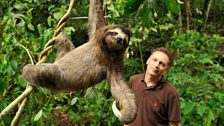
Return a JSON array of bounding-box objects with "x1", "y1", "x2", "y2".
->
[{"x1": 126, "y1": 47, "x2": 181, "y2": 126}]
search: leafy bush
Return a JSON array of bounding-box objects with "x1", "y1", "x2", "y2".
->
[{"x1": 165, "y1": 31, "x2": 224, "y2": 126}]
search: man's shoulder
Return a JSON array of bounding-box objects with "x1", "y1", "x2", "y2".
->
[
  {"x1": 163, "y1": 82, "x2": 179, "y2": 96},
  {"x1": 128, "y1": 73, "x2": 144, "y2": 87},
  {"x1": 165, "y1": 82, "x2": 177, "y2": 91}
]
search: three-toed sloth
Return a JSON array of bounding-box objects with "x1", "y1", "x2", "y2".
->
[{"x1": 22, "y1": 25, "x2": 137, "y2": 124}]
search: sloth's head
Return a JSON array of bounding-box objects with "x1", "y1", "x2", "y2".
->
[{"x1": 94, "y1": 25, "x2": 130, "y2": 52}]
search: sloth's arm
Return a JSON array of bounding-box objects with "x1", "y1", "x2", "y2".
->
[
  {"x1": 55, "y1": 31, "x2": 75, "y2": 60},
  {"x1": 108, "y1": 70, "x2": 137, "y2": 124}
]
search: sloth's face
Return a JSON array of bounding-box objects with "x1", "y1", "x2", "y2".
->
[{"x1": 104, "y1": 27, "x2": 129, "y2": 51}]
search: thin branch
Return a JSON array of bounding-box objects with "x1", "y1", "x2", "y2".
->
[
  {"x1": 11, "y1": 43, "x2": 35, "y2": 125},
  {"x1": 177, "y1": 1, "x2": 184, "y2": 33},
  {"x1": 138, "y1": 42, "x2": 145, "y2": 72},
  {"x1": 71, "y1": 16, "x2": 89, "y2": 19},
  {"x1": 0, "y1": 85, "x2": 34, "y2": 121},
  {"x1": 55, "y1": 0, "x2": 75, "y2": 37},
  {"x1": 15, "y1": 43, "x2": 34, "y2": 64},
  {"x1": 10, "y1": 97, "x2": 28, "y2": 126},
  {"x1": 203, "y1": 0, "x2": 213, "y2": 29},
  {"x1": 178, "y1": 6, "x2": 182, "y2": 33},
  {"x1": 70, "y1": 16, "x2": 109, "y2": 20},
  {"x1": 185, "y1": 0, "x2": 192, "y2": 31}
]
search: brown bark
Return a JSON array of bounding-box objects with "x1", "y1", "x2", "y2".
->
[{"x1": 185, "y1": 0, "x2": 192, "y2": 30}]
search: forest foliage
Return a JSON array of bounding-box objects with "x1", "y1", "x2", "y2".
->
[{"x1": 0, "y1": 0, "x2": 224, "y2": 126}]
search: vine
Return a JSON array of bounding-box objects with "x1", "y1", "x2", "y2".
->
[{"x1": 0, "y1": 0, "x2": 75, "y2": 125}]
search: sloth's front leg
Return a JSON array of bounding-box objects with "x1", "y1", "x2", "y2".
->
[
  {"x1": 55, "y1": 31, "x2": 75, "y2": 60},
  {"x1": 107, "y1": 70, "x2": 137, "y2": 124},
  {"x1": 22, "y1": 63, "x2": 61, "y2": 90}
]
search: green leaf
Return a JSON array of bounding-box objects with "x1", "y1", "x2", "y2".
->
[
  {"x1": 107, "y1": 4, "x2": 120, "y2": 17},
  {"x1": 24, "y1": 0, "x2": 32, "y2": 3},
  {"x1": 0, "y1": 79, "x2": 7, "y2": 93},
  {"x1": 214, "y1": 92, "x2": 224, "y2": 101},
  {"x1": 48, "y1": 5, "x2": 56, "y2": 11},
  {"x1": 141, "y1": 11, "x2": 153, "y2": 27},
  {"x1": 71, "y1": 97, "x2": 78, "y2": 106},
  {"x1": 3, "y1": 33, "x2": 11, "y2": 42},
  {"x1": 64, "y1": 27, "x2": 75, "y2": 35},
  {"x1": 197, "y1": 105, "x2": 206, "y2": 117},
  {"x1": 37, "y1": 24, "x2": 43, "y2": 35},
  {"x1": 0, "y1": 54, "x2": 6, "y2": 64},
  {"x1": 47, "y1": 16, "x2": 52, "y2": 27},
  {"x1": 13, "y1": 2, "x2": 25, "y2": 10},
  {"x1": 199, "y1": 58, "x2": 213, "y2": 65},
  {"x1": 17, "y1": 19, "x2": 25, "y2": 27},
  {"x1": 167, "y1": 0, "x2": 179, "y2": 14},
  {"x1": 43, "y1": 28, "x2": 53, "y2": 43},
  {"x1": 10, "y1": 60, "x2": 18, "y2": 70},
  {"x1": 159, "y1": 23, "x2": 174, "y2": 31},
  {"x1": 28, "y1": 23, "x2": 35, "y2": 31},
  {"x1": 6, "y1": 65, "x2": 14, "y2": 76},
  {"x1": 84, "y1": 87, "x2": 97, "y2": 98},
  {"x1": 16, "y1": 75, "x2": 27, "y2": 88},
  {"x1": 53, "y1": 11, "x2": 64, "y2": 20},
  {"x1": 34, "y1": 109, "x2": 43, "y2": 121},
  {"x1": 182, "y1": 101, "x2": 195, "y2": 115},
  {"x1": 124, "y1": 0, "x2": 143, "y2": 13},
  {"x1": 205, "y1": 109, "x2": 214, "y2": 126}
]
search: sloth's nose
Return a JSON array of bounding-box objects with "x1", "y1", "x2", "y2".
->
[{"x1": 116, "y1": 37, "x2": 123, "y2": 44}]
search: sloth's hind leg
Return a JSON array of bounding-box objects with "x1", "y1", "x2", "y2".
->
[
  {"x1": 55, "y1": 31, "x2": 75, "y2": 60},
  {"x1": 22, "y1": 64, "x2": 61, "y2": 90}
]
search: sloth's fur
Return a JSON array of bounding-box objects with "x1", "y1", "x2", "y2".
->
[
  {"x1": 23, "y1": 25, "x2": 129, "y2": 91},
  {"x1": 22, "y1": 25, "x2": 136, "y2": 124}
]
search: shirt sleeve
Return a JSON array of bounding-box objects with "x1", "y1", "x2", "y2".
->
[
  {"x1": 128, "y1": 76, "x2": 134, "y2": 88},
  {"x1": 168, "y1": 94, "x2": 182, "y2": 122}
]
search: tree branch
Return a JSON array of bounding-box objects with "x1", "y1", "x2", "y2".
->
[
  {"x1": 185, "y1": 0, "x2": 192, "y2": 31},
  {"x1": 0, "y1": 85, "x2": 34, "y2": 121},
  {"x1": 203, "y1": 0, "x2": 213, "y2": 29}
]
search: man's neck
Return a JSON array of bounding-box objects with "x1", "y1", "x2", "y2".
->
[{"x1": 144, "y1": 74, "x2": 162, "y2": 86}]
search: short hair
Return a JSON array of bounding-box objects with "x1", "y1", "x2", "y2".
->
[{"x1": 151, "y1": 47, "x2": 173, "y2": 67}]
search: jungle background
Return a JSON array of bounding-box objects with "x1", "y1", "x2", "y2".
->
[{"x1": 0, "y1": 0, "x2": 224, "y2": 126}]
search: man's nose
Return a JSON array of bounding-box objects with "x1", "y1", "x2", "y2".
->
[{"x1": 154, "y1": 61, "x2": 159, "y2": 68}]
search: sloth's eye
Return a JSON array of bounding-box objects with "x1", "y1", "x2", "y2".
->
[{"x1": 110, "y1": 32, "x2": 118, "y2": 35}]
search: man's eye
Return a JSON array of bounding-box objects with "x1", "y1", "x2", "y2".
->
[{"x1": 160, "y1": 62, "x2": 166, "y2": 67}]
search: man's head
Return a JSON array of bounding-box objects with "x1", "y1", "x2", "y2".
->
[
  {"x1": 146, "y1": 47, "x2": 173, "y2": 78},
  {"x1": 150, "y1": 47, "x2": 173, "y2": 67}
]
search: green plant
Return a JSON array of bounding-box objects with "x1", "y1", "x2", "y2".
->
[{"x1": 165, "y1": 31, "x2": 224, "y2": 126}]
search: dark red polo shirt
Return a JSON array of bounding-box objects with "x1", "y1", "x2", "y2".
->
[{"x1": 128, "y1": 73, "x2": 181, "y2": 126}]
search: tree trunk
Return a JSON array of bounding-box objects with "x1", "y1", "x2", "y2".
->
[
  {"x1": 202, "y1": 0, "x2": 214, "y2": 29},
  {"x1": 185, "y1": 0, "x2": 192, "y2": 31}
]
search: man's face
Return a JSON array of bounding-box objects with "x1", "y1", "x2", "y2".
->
[{"x1": 146, "y1": 51, "x2": 170, "y2": 77}]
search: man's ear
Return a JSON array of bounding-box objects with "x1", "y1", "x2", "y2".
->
[
  {"x1": 164, "y1": 66, "x2": 170, "y2": 73},
  {"x1": 146, "y1": 58, "x2": 150, "y2": 65}
]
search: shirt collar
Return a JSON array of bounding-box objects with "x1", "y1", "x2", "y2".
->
[{"x1": 140, "y1": 73, "x2": 167, "y2": 89}]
